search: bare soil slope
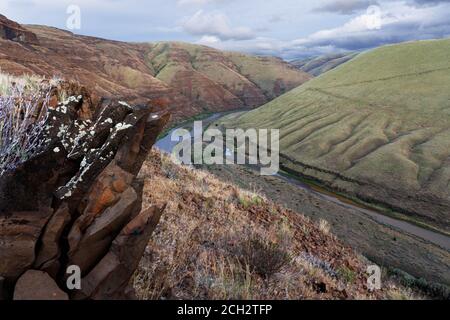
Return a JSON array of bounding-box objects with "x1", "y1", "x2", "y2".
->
[{"x1": 133, "y1": 151, "x2": 419, "y2": 300}]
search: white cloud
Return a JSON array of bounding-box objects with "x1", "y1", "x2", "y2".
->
[
  {"x1": 178, "y1": 0, "x2": 210, "y2": 5},
  {"x1": 1, "y1": 0, "x2": 449, "y2": 60},
  {"x1": 198, "y1": 35, "x2": 221, "y2": 44},
  {"x1": 182, "y1": 10, "x2": 255, "y2": 41},
  {"x1": 194, "y1": 1, "x2": 450, "y2": 59},
  {"x1": 293, "y1": 2, "x2": 450, "y2": 51},
  {"x1": 177, "y1": 0, "x2": 228, "y2": 6}
]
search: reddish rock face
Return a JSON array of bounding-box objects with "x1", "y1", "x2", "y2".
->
[
  {"x1": 0, "y1": 15, "x2": 39, "y2": 45},
  {"x1": 34, "y1": 205, "x2": 71, "y2": 277},
  {"x1": 0, "y1": 83, "x2": 169, "y2": 300},
  {"x1": 13, "y1": 270, "x2": 68, "y2": 300},
  {"x1": 0, "y1": 209, "x2": 54, "y2": 280},
  {"x1": 0, "y1": 16, "x2": 311, "y2": 124},
  {"x1": 73, "y1": 205, "x2": 165, "y2": 300}
]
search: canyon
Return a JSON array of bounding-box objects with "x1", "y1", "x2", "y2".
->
[{"x1": 0, "y1": 14, "x2": 310, "y2": 124}]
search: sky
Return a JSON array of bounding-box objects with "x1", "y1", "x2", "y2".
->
[{"x1": 1, "y1": 0, "x2": 450, "y2": 59}]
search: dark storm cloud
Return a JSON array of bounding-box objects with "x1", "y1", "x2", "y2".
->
[{"x1": 313, "y1": 0, "x2": 379, "y2": 15}]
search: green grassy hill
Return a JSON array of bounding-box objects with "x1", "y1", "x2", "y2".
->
[
  {"x1": 291, "y1": 52, "x2": 358, "y2": 76},
  {"x1": 221, "y1": 38, "x2": 450, "y2": 232},
  {"x1": 290, "y1": 52, "x2": 358, "y2": 77}
]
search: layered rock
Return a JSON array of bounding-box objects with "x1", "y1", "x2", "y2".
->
[
  {"x1": 0, "y1": 85, "x2": 170, "y2": 300},
  {"x1": 0, "y1": 15, "x2": 311, "y2": 124},
  {"x1": 13, "y1": 270, "x2": 68, "y2": 300},
  {"x1": 0, "y1": 14, "x2": 39, "y2": 45}
]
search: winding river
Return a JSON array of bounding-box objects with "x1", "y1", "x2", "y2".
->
[{"x1": 155, "y1": 112, "x2": 450, "y2": 252}]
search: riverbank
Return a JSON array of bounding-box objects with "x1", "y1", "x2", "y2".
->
[
  {"x1": 135, "y1": 150, "x2": 426, "y2": 299},
  {"x1": 277, "y1": 166, "x2": 450, "y2": 241},
  {"x1": 203, "y1": 163, "x2": 450, "y2": 289},
  {"x1": 154, "y1": 112, "x2": 450, "y2": 290}
]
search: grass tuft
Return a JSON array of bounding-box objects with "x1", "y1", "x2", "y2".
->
[{"x1": 234, "y1": 236, "x2": 291, "y2": 279}]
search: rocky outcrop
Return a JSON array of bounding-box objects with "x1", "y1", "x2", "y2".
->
[
  {"x1": 0, "y1": 14, "x2": 39, "y2": 45},
  {"x1": 13, "y1": 270, "x2": 68, "y2": 300},
  {"x1": 0, "y1": 85, "x2": 170, "y2": 300}
]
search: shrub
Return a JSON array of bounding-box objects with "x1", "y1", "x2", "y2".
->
[
  {"x1": 300, "y1": 252, "x2": 337, "y2": 278},
  {"x1": 337, "y1": 266, "x2": 357, "y2": 284},
  {"x1": 234, "y1": 236, "x2": 291, "y2": 279},
  {"x1": 239, "y1": 194, "x2": 264, "y2": 209},
  {"x1": 388, "y1": 268, "x2": 450, "y2": 299},
  {"x1": 318, "y1": 219, "x2": 331, "y2": 235},
  {"x1": 0, "y1": 73, "x2": 54, "y2": 175}
]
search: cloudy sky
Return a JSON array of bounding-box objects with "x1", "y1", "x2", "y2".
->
[{"x1": 2, "y1": 0, "x2": 450, "y2": 59}]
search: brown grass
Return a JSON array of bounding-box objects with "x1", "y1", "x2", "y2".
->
[{"x1": 132, "y1": 150, "x2": 420, "y2": 300}]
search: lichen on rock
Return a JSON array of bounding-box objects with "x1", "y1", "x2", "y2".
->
[{"x1": 0, "y1": 83, "x2": 170, "y2": 300}]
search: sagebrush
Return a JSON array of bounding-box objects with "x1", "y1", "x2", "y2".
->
[{"x1": 0, "y1": 73, "x2": 57, "y2": 175}]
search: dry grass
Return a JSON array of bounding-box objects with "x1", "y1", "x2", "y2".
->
[
  {"x1": 0, "y1": 72, "x2": 61, "y2": 96},
  {"x1": 318, "y1": 219, "x2": 331, "y2": 235},
  {"x1": 132, "y1": 150, "x2": 417, "y2": 300}
]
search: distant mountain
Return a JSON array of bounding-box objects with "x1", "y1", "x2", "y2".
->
[
  {"x1": 221, "y1": 38, "x2": 450, "y2": 232},
  {"x1": 291, "y1": 52, "x2": 358, "y2": 76},
  {"x1": 0, "y1": 15, "x2": 311, "y2": 123}
]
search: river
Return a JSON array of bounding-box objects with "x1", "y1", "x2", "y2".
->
[{"x1": 155, "y1": 112, "x2": 450, "y2": 252}]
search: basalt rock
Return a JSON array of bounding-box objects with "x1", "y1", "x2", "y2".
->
[
  {"x1": 73, "y1": 205, "x2": 165, "y2": 300},
  {"x1": 13, "y1": 270, "x2": 69, "y2": 300},
  {"x1": 0, "y1": 14, "x2": 39, "y2": 45},
  {"x1": 0, "y1": 86, "x2": 170, "y2": 300}
]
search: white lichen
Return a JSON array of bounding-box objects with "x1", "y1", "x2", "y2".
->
[
  {"x1": 118, "y1": 101, "x2": 132, "y2": 109},
  {"x1": 80, "y1": 157, "x2": 88, "y2": 168},
  {"x1": 63, "y1": 191, "x2": 72, "y2": 199},
  {"x1": 114, "y1": 122, "x2": 133, "y2": 131}
]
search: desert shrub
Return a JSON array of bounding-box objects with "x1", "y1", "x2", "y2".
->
[
  {"x1": 388, "y1": 268, "x2": 450, "y2": 299},
  {"x1": 213, "y1": 258, "x2": 253, "y2": 300},
  {"x1": 337, "y1": 266, "x2": 357, "y2": 284},
  {"x1": 239, "y1": 194, "x2": 264, "y2": 209},
  {"x1": 234, "y1": 236, "x2": 291, "y2": 278},
  {"x1": 300, "y1": 252, "x2": 337, "y2": 278},
  {"x1": 318, "y1": 218, "x2": 331, "y2": 235},
  {"x1": 0, "y1": 73, "x2": 55, "y2": 175}
]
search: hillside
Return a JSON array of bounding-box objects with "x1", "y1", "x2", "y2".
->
[
  {"x1": 133, "y1": 150, "x2": 419, "y2": 300},
  {"x1": 220, "y1": 38, "x2": 450, "y2": 232},
  {"x1": 0, "y1": 15, "x2": 310, "y2": 123},
  {"x1": 0, "y1": 71, "x2": 424, "y2": 300},
  {"x1": 291, "y1": 52, "x2": 358, "y2": 76}
]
